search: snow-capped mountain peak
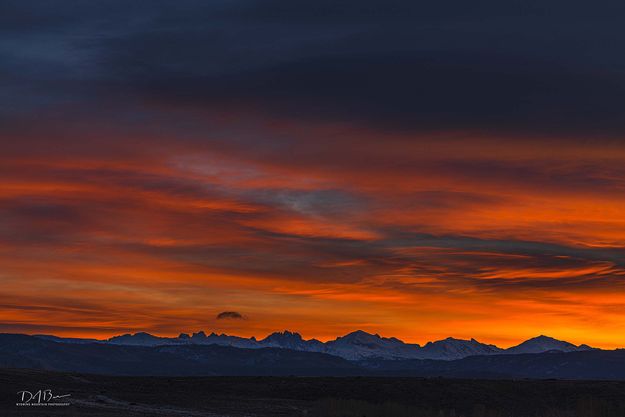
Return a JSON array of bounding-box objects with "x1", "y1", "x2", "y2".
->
[
  {"x1": 259, "y1": 330, "x2": 324, "y2": 352},
  {"x1": 420, "y1": 337, "x2": 503, "y2": 360},
  {"x1": 262, "y1": 330, "x2": 303, "y2": 343},
  {"x1": 506, "y1": 335, "x2": 591, "y2": 354},
  {"x1": 324, "y1": 330, "x2": 419, "y2": 360}
]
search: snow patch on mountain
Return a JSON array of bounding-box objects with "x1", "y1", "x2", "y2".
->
[{"x1": 419, "y1": 337, "x2": 503, "y2": 360}]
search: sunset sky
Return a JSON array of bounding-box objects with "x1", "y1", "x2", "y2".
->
[{"x1": 2, "y1": 1, "x2": 625, "y2": 348}]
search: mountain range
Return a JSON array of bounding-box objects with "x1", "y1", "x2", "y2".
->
[
  {"x1": 1, "y1": 333, "x2": 623, "y2": 380},
  {"x1": 33, "y1": 330, "x2": 594, "y2": 361}
]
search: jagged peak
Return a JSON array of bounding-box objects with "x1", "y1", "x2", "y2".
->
[
  {"x1": 330, "y1": 330, "x2": 408, "y2": 348},
  {"x1": 262, "y1": 330, "x2": 304, "y2": 342},
  {"x1": 279, "y1": 330, "x2": 300, "y2": 336},
  {"x1": 192, "y1": 331, "x2": 207, "y2": 338},
  {"x1": 272, "y1": 330, "x2": 300, "y2": 337}
]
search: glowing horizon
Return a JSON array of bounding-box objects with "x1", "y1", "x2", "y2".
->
[{"x1": 2, "y1": 1, "x2": 625, "y2": 351}]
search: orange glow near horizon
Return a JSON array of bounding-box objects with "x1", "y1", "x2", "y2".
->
[{"x1": 2, "y1": 121, "x2": 625, "y2": 350}]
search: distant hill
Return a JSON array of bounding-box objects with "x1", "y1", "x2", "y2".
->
[
  {"x1": 31, "y1": 330, "x2": 595, "y2": 361},
  {"x1": 1, "y1": 333, "x2": 624, "y2": 379},
  {"x1": 0, "y1": 334, "x2": 360, "y2": 376},
  {"x1": 360, "y1": 349, "x2": 625, "y2": 380}
]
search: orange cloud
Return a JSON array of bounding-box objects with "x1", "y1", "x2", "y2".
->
[{"x1": 1, "y1": 118, "x2": 625, "y2": 349}]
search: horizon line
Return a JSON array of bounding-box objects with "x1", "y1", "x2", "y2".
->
[{"x1": 12, "y1": 329, "x2": 618, "y2": 350}]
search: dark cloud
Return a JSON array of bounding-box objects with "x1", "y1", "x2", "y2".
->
[
  {"x1": 216, "y1": 311, "x2": 244, "y2": 320},
  {"x1": 2, "y1": 0, "x2": 625, "y2": 138},
  {"x1": 127, "y1": 52, "x2": 625, "y2": 136}
]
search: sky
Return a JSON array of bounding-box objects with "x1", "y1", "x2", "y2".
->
[{"x1": 1, "y1": 0, "x2": 625, "y2": 348}]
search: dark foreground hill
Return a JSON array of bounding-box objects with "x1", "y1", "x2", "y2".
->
[
  {"x1": 361, "y1": 349, "x2": 625, "y2": 380},
  {"x1": 0, "y1": 334, "x2": 360, "y2": 376},
  {"x1": 2, "y1": 334, "x2": 625, "y2": 380},
  {"x1": 2, "y1": 369, "x2": 625, "y2": 417}
]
